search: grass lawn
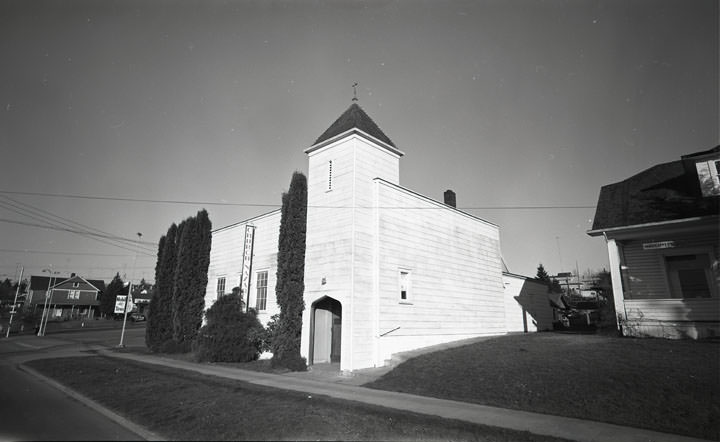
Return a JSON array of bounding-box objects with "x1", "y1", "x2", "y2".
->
[
  {"x1": 366, "y1": 333, "x2": 720, "y2": 440},
  {"x1": 26, "y1": 355, "x2": 569, "y2": 442}
]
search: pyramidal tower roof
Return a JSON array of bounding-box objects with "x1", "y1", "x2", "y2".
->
[{"x1": 313, "y1": 103, "x2": 396, "y2": 148}]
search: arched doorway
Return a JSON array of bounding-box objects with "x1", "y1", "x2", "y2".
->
[{"x1": 310, "y1": 297, "x2": 341, "y2": 365}]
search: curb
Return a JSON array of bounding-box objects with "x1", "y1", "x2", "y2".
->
[{"x1": 18, "y1": 363, "x2": 165, "y2": 442}]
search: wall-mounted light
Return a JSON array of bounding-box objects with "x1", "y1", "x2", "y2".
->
[{"x1": 321, "y1": 277, "x2": 326, "y2": 285}]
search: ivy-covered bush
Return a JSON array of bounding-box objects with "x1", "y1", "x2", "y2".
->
[{"x1": 193, "y1": 291, "x2": 264, "y2": 363}]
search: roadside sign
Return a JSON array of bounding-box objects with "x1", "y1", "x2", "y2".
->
[
  {"x1": 114, "y1": 295, "x2": 127, "y2": 314},
  {"x1": 126, "y1": 294, "x2": 135, "y2": 313}
]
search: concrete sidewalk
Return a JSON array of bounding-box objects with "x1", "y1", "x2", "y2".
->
[{"x1": 94, "y1": 348, "x2": 712, "y2": 442}]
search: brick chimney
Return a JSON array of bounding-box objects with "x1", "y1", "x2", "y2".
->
[{"x1": 444, "y1": 189, "x2": 456, "y2": 208}]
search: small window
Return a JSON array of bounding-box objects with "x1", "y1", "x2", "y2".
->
[
  {"x1": 696, "y1": 160, "x2": 720, "y2": 196},
  {"x1": 399, "y1": 270, "x2": 411, "y2": 301},
  {"x1": 73, "y1": 282, "x2": 80, "y2": 288},
  {"x1": 67, "y1": 290, "x2": 80, "y2": 300},
  {"x1": 216, "y1": 277, "x2": 226, "y2": 298},
  {"x1": 256, "y1": 271, "x2": 268, "y2": 311},
  {"x1": 665, "y1": 254, "x2": 713, "y2": 298},
  {"x1": 327, "y1": 160, "x2": 333, "y2": 191}
]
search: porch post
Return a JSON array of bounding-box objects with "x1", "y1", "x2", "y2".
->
[{"x1": 605, "y1": 237, "x2": 627, "y2": 330}]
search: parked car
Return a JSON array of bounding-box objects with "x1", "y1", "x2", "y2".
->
[{"x1": 130, "y1": 313, "x2": 146, "y2": 322}]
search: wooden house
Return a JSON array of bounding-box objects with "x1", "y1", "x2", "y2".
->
[
  {"x1": 28, "y1": 274, "x2": 105, "y2": 320},
  {"x1": 588, "y1": 146, "x2": 720, "y2": 339}
]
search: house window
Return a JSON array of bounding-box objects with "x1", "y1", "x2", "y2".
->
[
  {"x1": 216, "y1": 277, "x2": 226, "y2": 298},
  {"x1": 665, "y1": 254, "x2": 713, "y2": 298},
  {"x1": 72, "y1": 282, "x2": 80, "y2": 288},
  {"x1": 399, "y1": 270, "x2": 411, "y2": 301},
  {"x1": 67, "y1": 290, "x2": 80, "y2": 300},
  {"x1": 695, "y1": 160, "x2": 720, "y2": 196},
  {"x1": 327, "y1": 160, "x2": 333, "y2": 191},
  {"x1": 256, "y1": 271, "x2": 268, "y2": 311}
]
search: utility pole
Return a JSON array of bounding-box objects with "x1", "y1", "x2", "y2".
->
[
  {"x1": 119, "y1": 232, "x2": 142, "y2": 347},
  {"x1": 5, "y1": 266, "x2": 23, "y2": 338},
  {"x1": 39, "y1": 268, "x2": 59, "y2": 336}
]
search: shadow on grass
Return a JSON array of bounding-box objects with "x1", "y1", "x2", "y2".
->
[{"x1": 366, "y1": 332, "x2": 720, "y2": 440}]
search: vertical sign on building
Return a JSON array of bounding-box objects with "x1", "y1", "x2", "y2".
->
[{"x1": 240, "y1": 224, "x2": 256, "y2": 310}]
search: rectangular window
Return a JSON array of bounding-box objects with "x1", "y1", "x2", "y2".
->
[
  {"x1": 399, "y1": 270, "x2": 411, "y2": 301},
  {"x1": 665, "y1": 254, "x2": 713, "y2": 298},
  {"x1": 327, "y1": 160, "x2": 333, "y2": 191},
  {"x1": 696, "y1": 160, "x2": 720, "y2": 196},
  {"x1": 216, "y1": 277, "x2": 226, "y2": 298},
  {"x1": 256, "y1": 271, "x2": 268, "y2": 311},
  {"x1": 67, "y1": 290, "x2": 80, "y2": 300}
]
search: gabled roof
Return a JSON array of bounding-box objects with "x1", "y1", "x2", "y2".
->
[
  {"x1": 29, "y1": 275, "x2": 105, "y2": 292},
  {"x1": 590, "y1": 146, "x2": 719, "y2": 231},
  {"x1": 51, "y1": 275, "x2": 102, "y2": 291},
  {"x1": 313, "y1": 103, "x2": 396, "y2": 148}
]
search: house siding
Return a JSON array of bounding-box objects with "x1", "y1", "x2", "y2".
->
[
  {"x1": 613, "y1": 226, "x2": 720, "y2": 338},
  {"x1": 372, "y1": 179, "x2": 505, "y2": 366},
  {"x1": 620, "y1": 230, "x2": 718, "y2": 300},
  {"x1": 204, "y1": 210, "x2": 281, "y2": 326},
  {"x1": 301, "y1": 135, "x2": 401, "y2": 370}
]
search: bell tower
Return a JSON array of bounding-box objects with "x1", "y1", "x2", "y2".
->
[{"x1": 300, "y1": 100, "x2": 404, "y2": 370}]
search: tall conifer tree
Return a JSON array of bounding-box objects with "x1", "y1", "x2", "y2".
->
[
  {"x1": 100, "y1": 273, "x2": 124, "y2": 317},
  {"x1": 272, "y1": 172, "x2": 307, "y2": 370},
  {"x1": 172, "y1": 210, "x2": 212, "y2": 351},
  {"x1": 147, "y1": 224, "x2": 177, "y2": 352}
]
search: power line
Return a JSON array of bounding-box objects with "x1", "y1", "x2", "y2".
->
[
  {"x1": 0, "y1": 194, "x2": 157, "y2": 247},
  {"x1": 0, "y1": 248, "x2": 155, "y2": 257},
  {"x1": 0, "y1": 215, "x2": 155, "y2": 257},
  {"x1": 0, "y1": 217, "x2": 156, "y2": 254},
  {"x1": 0, "y1": 197, "x2": 156, "y2": 256},
  {"x1": 0, "y1": 190, "x2": 595, "y2": 210},
  {"x1": 0, "y1": 212, "x2": 154, "y2": 257},
  {"x1": 0, "y1": 190, "x2": 277, "y2": 207}
]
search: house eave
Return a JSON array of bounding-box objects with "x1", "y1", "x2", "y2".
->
[
  {"x1": 304, "y1": 128, "x2": 405, "y2": 157},
  {"x1": 587, "y1": 215, "x2": 719, "y2": 238}
]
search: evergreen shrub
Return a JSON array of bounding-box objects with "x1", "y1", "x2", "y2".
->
[
  {"x1": 193, "y1": 292, "x2": 264, "y2": 363},
  {"x1": 271, "y1": 172, "x2": 307, "y2": 371}
]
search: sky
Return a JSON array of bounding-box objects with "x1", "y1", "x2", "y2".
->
[{"x1": 1, "y1": 0, "x2": 718, "y2": 284}]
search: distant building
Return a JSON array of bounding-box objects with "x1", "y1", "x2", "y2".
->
[
  {"x1": 27, "y1": 273, "x2": 105, "y2": 320},
  {"x1": 206, "y1": 102, "x2": 551, "y2": 371},
  {"x1": 588, "y1": 146, "x2": 720, "y2": 339}
]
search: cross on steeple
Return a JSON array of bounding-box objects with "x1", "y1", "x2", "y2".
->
[{"x1": 352, "y1": 82, "x2": 358, "y2": 102}]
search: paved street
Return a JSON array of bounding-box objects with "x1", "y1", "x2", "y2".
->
[{"x1": 0, "y1": 327, "x2": 149, "y2": 441}]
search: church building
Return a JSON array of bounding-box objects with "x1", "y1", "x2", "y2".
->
[{"x1": 205, "y1": 101, "x2": 510, "y2": 371}]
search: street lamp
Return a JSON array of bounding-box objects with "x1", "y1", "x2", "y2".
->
[
  {"x1": 119, "y1": 232, "x2": 142, "y2": 347},
  {"x1": 39, "y1": 268, "x2": 60, "y2": 336}
]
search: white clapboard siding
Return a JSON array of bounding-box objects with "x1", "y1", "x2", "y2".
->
[
  {"x1": 204, "y1": 210, "x2": 281, "y2": 326},
  {"x1": 373, "y1": 179, "x2": 506, "y2": 365},
  {"x1": 302, "y1": 135, "x2": 402, "y2": 370}
]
